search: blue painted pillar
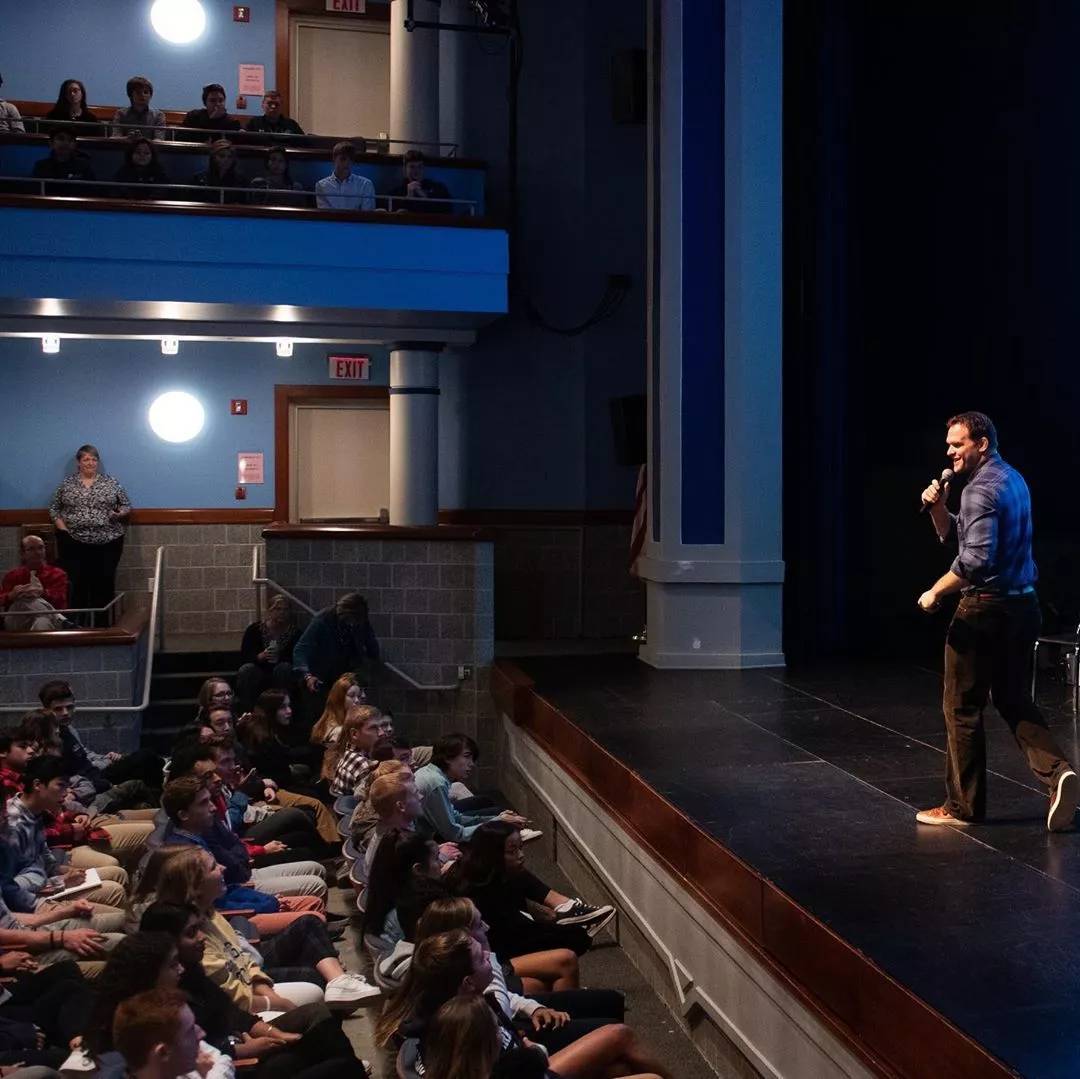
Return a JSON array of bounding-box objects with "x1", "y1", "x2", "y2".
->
[{"x1": 638, "y1": 0, "x2": 784, "y2": 669}]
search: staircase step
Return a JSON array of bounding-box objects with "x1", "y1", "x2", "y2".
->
[
  {"x1": 150, "y1": 672, "x2": 233, "y2": 702},
  {"x1": 155, "y1": 651, "x2": 242, "y2": 675}
]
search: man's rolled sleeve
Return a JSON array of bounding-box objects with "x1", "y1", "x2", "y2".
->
[{"x1": 951, "y1": 488, "x2": 997, "y2": 584}]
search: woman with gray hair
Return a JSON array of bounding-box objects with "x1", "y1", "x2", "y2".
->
[{"x1": 48, "y1": 444, "x2": 131, "y2": 624}]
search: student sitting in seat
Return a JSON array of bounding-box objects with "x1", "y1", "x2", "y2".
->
[
  {"x1": 236, "y1": 595, "x2": 299, "y2": 710},
  {"x1": 314, "y1": 143, "x2": 375, "y2": 211},
  {"x1": 112, "y1": 75, "x2": 166, "y2": 139},
  {"x1": 387, "y1": 150, "x2": 453, "y2": 214},
  {"x1": 113, "y1": 136, "x2": 170, "y2": 200},
  {"x1": 0, "y1": 72, "x2": 24, "y2": 132},
  {"x1": 249, "y1": 146, "x2": 307, "y2": 207},
  {"x1": 44, "y1": 79, "x2": 105, "y2": 134},
  {"x1": 0, "y1": 534, "x2": 69, "y2": 631},
  {"x1": 182, "y1": 84, "x2": 242, "y2": 140},
  {"x1": 245, "y1": 91, "x2": 304, "y2": 142},
  {"x1": 196, "y1": 139, "x2": 248, "y2": 204},
  {"x1": 32, "y1": 128, "x2": 96, "y2": 193}
]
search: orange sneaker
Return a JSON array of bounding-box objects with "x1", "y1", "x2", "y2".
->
[{"x1": 915, "y1": 805, "x2": 971, "y2": 826}]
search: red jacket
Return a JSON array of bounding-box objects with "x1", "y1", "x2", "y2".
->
[
  {"x1": 0, "y1": 764, "x2": 21, "y2": 801},
  {"x1": 0, "y1": 563, "x2": 69, "y2": 609},
  {"x1": 44, "y1": 809, "x2": 109, "y2": 849}
]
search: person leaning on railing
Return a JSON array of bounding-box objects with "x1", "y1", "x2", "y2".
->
[
  {"x1": 111, "y1": 75, "x2": 166, "y2": 140},
  {"x1": 48, "y1": 443, "x2": 131, "y2": 622},
  {"x1": 387, "y1": 150, "x2": 452, "y2": 215},
  {"x1": 0, "y1": 535, "x2": 69, "y2": 632},
  {"x1": 245, "y1": 89, "x2": 305, "y2": 144}
]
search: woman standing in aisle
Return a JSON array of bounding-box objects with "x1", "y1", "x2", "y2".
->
[{"x1": 49, "y1": 443, "x2": 131, "y2": 624}]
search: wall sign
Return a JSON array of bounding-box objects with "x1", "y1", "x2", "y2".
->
[
  {"x1": 326, "y1": 0, "x2": 366, "y2": 11},
  {"x1": 238, "y1": 452, "x2": 265, "y2": 485},
  {"x1": 328, "y1": 354, "x2": 371, "y2": 380},
  {"x1": 238, "y1": 64, "x2": 265, "y2": 95}
]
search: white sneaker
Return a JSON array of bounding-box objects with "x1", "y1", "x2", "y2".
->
[
  {"x1": 1048, "y1": 769, "x2": 1078, "y2": 832},
  {"x1": 520, "y1": 827, "x2": 543, "y2": 843},
  {"x1": 324, "y1": 972, "x2": 381, "y2": 1008}
]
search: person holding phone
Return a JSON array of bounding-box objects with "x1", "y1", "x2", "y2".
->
[{"x1": 48, "y1": 444, "x2": 131, "y2": 625}]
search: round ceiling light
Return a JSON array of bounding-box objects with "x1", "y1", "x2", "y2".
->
[
  {"x1": 148, "y1": 391, "x2": 205, "y2": 443},
  {"x1": 150, "y1": 0, "x2": 207, "y2": 45}
]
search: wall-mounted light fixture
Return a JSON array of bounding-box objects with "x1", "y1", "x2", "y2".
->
[
  {"x1": 161, "y1": 337, "x2": 180, "y2": 355},
  {"x1": 42, "y1": 335, "x2": 60, "y2": 354},
  {"x1": 150, "y1": 0, "x2": 207, "y2": 45},
  {"x1": 276, "y1": 339, "x2": 294, "y2": 357},
  {"x1": 148, "y1": 390, "x2": 205, "y2": 443}
]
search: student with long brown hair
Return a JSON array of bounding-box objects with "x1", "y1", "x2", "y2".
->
[{"x1": 309, "y1": 674, "x2": 364, "y2": 756}]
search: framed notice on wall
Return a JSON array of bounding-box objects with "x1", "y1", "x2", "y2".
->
[
  {"x1": 238, "y1": 452, "x2": 265, "y2": 484},
  {"x1": 238, "y1": 64, "x2": 265, "y2": 95}
]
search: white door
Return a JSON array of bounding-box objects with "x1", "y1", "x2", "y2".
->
[
  {"x1": 291, "y1": 403, "x2": 390, "y2": 521},
  {"x1": 292, "y1": 17, "x2": 390, "y2": 137}
]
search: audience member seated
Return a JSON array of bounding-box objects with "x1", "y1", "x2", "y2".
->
[
  {"x1": 448, "y1": 821, "x2": 614, "y2": 962},
  {"x1": 151, "y1": 766, "x2": 327, "y2": 910},
  {"x1": 0, "y1": 535, "x2": 69, "y2": 631},
  {"x1": 326, "y1": 704, "x2": 384, "y2": 798},
  {"x1": 150, "y1": 846, "x2": 378, "y2": 1010},
  {"x1": 236, "y1": 595, "x2": 299, "y2": 710},
  {"x1": 110, "y1": 987, "x2": 208, "y2": 1079},
  {"x1": 362, "y1": 831, "x2": 448, "y2": 951},
  {"x1": 112, "y1": 75, "x2": 166, "y2": 139},
  {"x1": 113, "y1": 136, "x2": 170, "y2": 200},
  {"x1": 388, "y1": 150, "x2": 452, "y2": 214},
  {"x1": 0, "y1": 957, "x2": 86, "y2": 1073},
  {"x1": 44, "y1": 79, "x2": 105, "y2": 134},
  {"x1": 0, "y1": 802, "x2": 123, "y2": 975},
  {"x1": 62, "y1": 932, "x2": 230, "y2": 1079},
  {"x1": 249, "y1": 146, "x2": 307, "y2": 207},
  {"x1": 141, "y1": 901, "x2": 369, "y2": 1079},
  {"x1": 294, "y1": 593, "x2": 380, "y2": 723},
  {"x1": 182, "y1": 83, "x2": 242, "y2": 140},
  {"x1": 414, "y1": 733, "x2": 525, "y2": 843},
  {"x1": 236, "y1": 691, "x2": 322, "y2": 798},
  {"x1": 314, "y1": 142, "x2": 375, "y2": 211},
  {"x1": 377, "y1": 930, "x2": 669, "y2": 1079},
  {"x1": 245, "y1": 90, "x2": 304, "y2": 142},
  {"x1": 40, "y1": 680, "x2": 165, "y2": 795},
  {"x1": 32, "y1": 128, "x2": 96, "y2": 193},
  {"x1": 309, "y1": 674, "x2": 363, "y2": 761},
  {"x1": 195, "y1": 678, "x2": 236, "y2": 727},
  {"x1": 347, "y1": 756, "x2": 413, "y2": 852},
  {"x1": 0, "y1": 72, "x2": 24, "y2": 132},
  {"x1": 196, "y1": 139, "x2": 248, "y2": 204},
  {"x1": 5, "y1": 757, "x2": 129, "y2": 924},
  {"x1": 365, "y1": 770, "x2": 458, "y2": 873}
]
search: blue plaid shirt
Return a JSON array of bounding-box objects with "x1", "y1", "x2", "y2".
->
[
  {"x1": 946, "y1": 454, "x2": 1037, "y2": 592},
  {"x1": 4, "y1": 796, "x2": 65, "y2": 910}
]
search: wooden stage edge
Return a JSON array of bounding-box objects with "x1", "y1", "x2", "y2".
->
[{"x1": 491, "y1": 659, "x2": 1016, "y2": 1079}]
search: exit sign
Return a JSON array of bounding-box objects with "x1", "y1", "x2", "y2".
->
[
  {"x1": 233, "y1": 5, "x2": 251, "y2": 21},
  {"x1": 326, "y1": 0, "x2": 365, "y2": 11},
  {"x1": 328, "y1": 354, "x2": 371, "y2": 380}
]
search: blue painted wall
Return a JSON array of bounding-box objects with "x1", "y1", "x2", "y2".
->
[
  {"x1": 0, "y1": 338, "x2": 388, "y2": 509},
  {"x1": 1, "y1": 0, "x2": 277, "y2": 112}
]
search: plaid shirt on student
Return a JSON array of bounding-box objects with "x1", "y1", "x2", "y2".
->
[
  {"x1": 5, "y1": 796, "x2": 65, "y2": 909},
  {"x1": 330, "y1": 749, "x2": 375, "y2": 797}
]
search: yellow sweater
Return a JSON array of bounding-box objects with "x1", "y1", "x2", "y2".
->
[{"x1": 200, "y1": 909, "x2": 272, "y2": 1010}]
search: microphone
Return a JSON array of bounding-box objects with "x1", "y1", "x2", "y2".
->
[{"x1": 920, "y1": 468, "x2": 954, "y2": 513}]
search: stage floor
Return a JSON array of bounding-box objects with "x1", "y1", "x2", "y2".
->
[{"x1": 512, "y1": 653, "x2": 1080, "y2": 1079}]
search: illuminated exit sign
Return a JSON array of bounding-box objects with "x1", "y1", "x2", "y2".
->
[
  {"x1": 328, "y1": 354, "x2": 371, "y2": 380},
  {"x1": 326, "y1": 0, "x2": 365, "y2": 12}
]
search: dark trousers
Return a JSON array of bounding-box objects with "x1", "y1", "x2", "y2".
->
[
  {"x1": 260, "y1": 1003, "x2": 367, "y2": 1079},
  {"x1": 943, "y1": 591, "x2": 1071, "y2": 819},
  {"x1": 260, "y1": 914, "x2": 336, "y2": 971},
  {"x1": 237, "y1": 661, "x2": 294, "y2": 711},
  {"x1": 58, "y1": 532, "x2": 124, "y2": 624}
]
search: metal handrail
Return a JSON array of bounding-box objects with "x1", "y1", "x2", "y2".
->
[
  {"x1": 15, "y1": 115, "x2": 460, "y2": 155},
  {"x1": 0, "y1": 546, "x2": 164, "y2": 716},
  {"x1": 250, "y1": 545, "x2": 460, "y2": 692},
  {"x1": 2, "y1": 593, "x2": 125, "y2": 618},
  {"x1": 0, "y1": 176, "x2": 478, "y2": 214}
]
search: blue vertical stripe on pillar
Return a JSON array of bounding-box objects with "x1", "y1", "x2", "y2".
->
[{"x1": 680, "y1": 0, "x2": 725, "y2": 544}]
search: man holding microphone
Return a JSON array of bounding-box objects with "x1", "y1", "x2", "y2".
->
[{"x1": 916, "y1": 410, "x2": 1076, "y2": 830}]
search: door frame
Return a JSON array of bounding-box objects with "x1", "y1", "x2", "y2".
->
[
  {"x1": 276, "y1": 0, "x2": 390, "y2": 115},
  {"x1": 289, "y1": 14, "x2": 391, "y2": 136},
  {"x1": 274, "y1": 384, "x2": 390, "y2": 522}
]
